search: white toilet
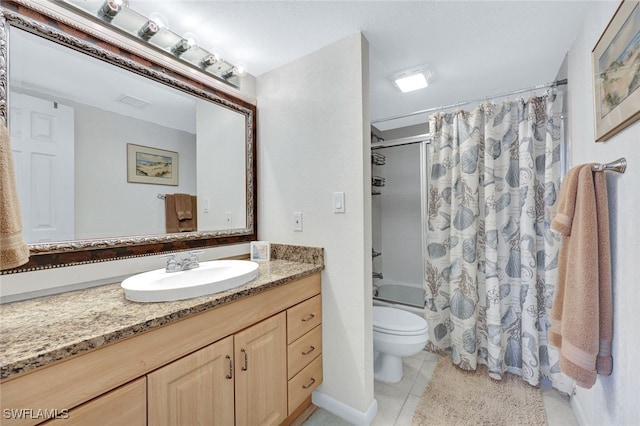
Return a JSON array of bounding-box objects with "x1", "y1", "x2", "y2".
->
[{"x1": 373, "y1": 306, "x2": 429, "y2": 383}]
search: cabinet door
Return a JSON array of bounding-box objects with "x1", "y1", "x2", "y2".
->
[
  {"x1": 234, "y1": 312, "x2": 287, "y2": 426},
  {"x1": 148, "y1": 336, "x2": 235, "y2": 426}
]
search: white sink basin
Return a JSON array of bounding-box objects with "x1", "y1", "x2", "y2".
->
[{"x1": 122, "y1": 260, "x2": 259, "y2": 302}]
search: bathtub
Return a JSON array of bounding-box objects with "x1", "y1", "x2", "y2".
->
[{"x1": 373, "y1": 281, "x2": 425, "y2": 316}]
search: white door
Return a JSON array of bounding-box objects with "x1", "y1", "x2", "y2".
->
[{"x1": 9, "y1": 92, "x2": 75, "y2": 243}]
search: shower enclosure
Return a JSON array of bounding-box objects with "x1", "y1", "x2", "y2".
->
[{"x1": 371, "y1": 134, "x2": 430, "y2": 314}]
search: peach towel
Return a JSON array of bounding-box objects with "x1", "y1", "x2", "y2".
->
[
  {"x1": 549, "y1": 164, "x2": 613, "y2": 388},
  {"x1": 165, "y1": 194, "x2": 197, "y2": 233},
  {"x1": 0, "y1": 123, "x2": 30, "y2": 270},
  {"x1": 174, "y1": 193, "x2": 193, "y2": 220}
]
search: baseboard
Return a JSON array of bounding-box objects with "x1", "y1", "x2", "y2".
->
[
  {"x1": 311, "y1": 390, "x2": 378, "y2": 425},
  {"x1": 570, "y1": 394, "x2": 587, "y2": 426}
]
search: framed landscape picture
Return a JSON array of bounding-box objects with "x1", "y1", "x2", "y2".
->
[
  {"x1": 592, "y1": 0, "x2": 640, "y2": 142},
  {"x1": 127, "y1": 143, "x2": 178, "y2": 185}
]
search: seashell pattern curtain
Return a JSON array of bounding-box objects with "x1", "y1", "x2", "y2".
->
[{"x1": 425, "y1": 91, "x2": 572, "y2": 390}]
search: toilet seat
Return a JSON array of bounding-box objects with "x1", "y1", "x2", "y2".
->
[{"x1": 373, "y1": 306, "x2": 428, "y2": 336}]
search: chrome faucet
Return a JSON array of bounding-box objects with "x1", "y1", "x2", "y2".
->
[{"x1": 162, "y1": 251, "x2": 203, "y2": 273}]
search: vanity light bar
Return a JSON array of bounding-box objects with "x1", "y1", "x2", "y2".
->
[{"x1": 59, "y1": 0, "x2": 246, "y2": 87}]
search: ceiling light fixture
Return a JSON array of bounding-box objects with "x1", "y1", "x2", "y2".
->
[{"x1": 389, "y1": 66, "x2": 433, "y2": 93}]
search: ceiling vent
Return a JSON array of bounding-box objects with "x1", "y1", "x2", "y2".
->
[{"x1": 116, "y1": 94, "x2": 151, "y2": 108}]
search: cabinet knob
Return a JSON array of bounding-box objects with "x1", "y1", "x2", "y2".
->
[
  {"x1": 301, "y1": 346, "x2": 315, "y2": 356},
  {"x1": 301, "y1": 313, "x2": 315, "y2": 322},
  {"x1": 302, "y1": 378, "x2": 316, "y2": 389}
]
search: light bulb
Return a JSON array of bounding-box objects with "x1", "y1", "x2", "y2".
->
[
  {"x1": 99, "y1": 0, "x2": 123, "y2": 20},
  {"x1": 200, "y1": 54, "x2": 219, "y2": 68},
  {"x1": 148, "y1": 12, "x2": 168, "y2": 29},
  {"x1": 138, "y1": 20, "x2": 160, "y2": 40},
  {"x1": 235, "y1": 62, "x2": 248, "y2": 77},
  {"x1": 182, "y1": 32, "x2": 199, "y2": 48},
  {"x1": 172, "y1": 38, "x2": 194, "y2": 55}
]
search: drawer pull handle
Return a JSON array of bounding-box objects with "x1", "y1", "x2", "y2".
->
[
  {"x1": 225, "y1": 355, "x2": 233, "y2": 379},
  {"x1": 302, "y1": 346, "x2": 315, "y2": 356},
  {"x1": 301, "y1": 313, "x2": 315, "y2": 322},
  {"x1": 302, "y1": 378, "x2": 316, "y2": 389},
  {"x1": 241, "y1": 348, "x2": 248, "y2": 371}
]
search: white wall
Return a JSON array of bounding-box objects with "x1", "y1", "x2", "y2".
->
[
  {"x1": 75, "y1": 104, "x2": 196, "y2": 239},
  {"x1": 257, "y1": 33, "x2": 375, "y2": 420},
  {"x1": 566, "y1": 2, "x2": 640, "y2": 425}
]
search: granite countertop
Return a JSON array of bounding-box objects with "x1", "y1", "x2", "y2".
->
[{"x1": 0, "y1": 244, "x2": 323, "y2": 381}]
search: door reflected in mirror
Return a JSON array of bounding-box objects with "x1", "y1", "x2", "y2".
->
[{"x1": 9, "y1": 27, "x2": 248, "y2": 244}]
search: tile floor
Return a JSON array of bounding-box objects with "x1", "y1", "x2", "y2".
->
[{"x1": 304, "y1": 351, "x2": 578, "y2": 426}]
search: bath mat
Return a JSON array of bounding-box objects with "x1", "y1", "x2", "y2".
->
[{"x1": 412, "y1": 356, "x2": 547, "y2": 426}]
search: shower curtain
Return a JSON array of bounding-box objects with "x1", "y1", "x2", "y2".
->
[{"x1": 424, "y1": 91, "x2": 571, "y2": 390}]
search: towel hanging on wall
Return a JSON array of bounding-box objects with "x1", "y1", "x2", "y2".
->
[
  {"x1": 174, "y1": 193, "x2": 193, "y2": 220},
  {"x1": 0, "y1": 123, "x2": 30, "y2": 270},
  {"x1": 165, "y1": 194, "x2": 198, "y2": 233},
  {"x1": 548, "y1": 163, "x2": 613, "y2": 388}
]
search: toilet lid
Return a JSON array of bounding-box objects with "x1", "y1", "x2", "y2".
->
[{"x1": 373, "y1": 306, "x2": 428, "y2": 335}]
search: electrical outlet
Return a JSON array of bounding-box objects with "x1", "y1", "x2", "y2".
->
[{"x1": 293, "y1": 212, "x2": 303, "y2": 232}]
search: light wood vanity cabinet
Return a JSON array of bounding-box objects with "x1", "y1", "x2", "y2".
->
[
  {"x1": 148, "y1": 313, "x2": 288, "y2": 426},
  {"x1": 2, "y1": 272, "x2": 321, "y2": 426}
]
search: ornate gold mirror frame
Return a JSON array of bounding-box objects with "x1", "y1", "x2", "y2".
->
[{"x1": 0, "y1": 1, "x2": 257, "y2": 273}]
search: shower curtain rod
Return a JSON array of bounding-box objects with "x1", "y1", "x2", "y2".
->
[{"x1": 371, "y1": 78, "x2": 568, "y2": 125}]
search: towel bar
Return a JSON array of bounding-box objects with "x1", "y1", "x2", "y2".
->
[{"x1": 591, "y1": 158, "x2": 626, "y2": 174}]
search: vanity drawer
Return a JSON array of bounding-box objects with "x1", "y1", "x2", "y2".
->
[
  {"x1": 287, "y1": 295, "x2": 322, "y2": 344},
  {"x1": 287, "y1": 325, "x2": 322, "y2": 379},
  {"x1": 287, "y1": 355, "x2": 322, "y2": 416},
  {"x1": 42, "y1": 378, "x2": 146, "y2": 426}
]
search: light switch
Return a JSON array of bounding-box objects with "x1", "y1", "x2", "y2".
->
[
  {"x1": 333, "y1": 192, "x2": 345, "y2": 213},
  {"x1": 203, "y1": 198, "x2": 210, "y2": 213},
  {"x1": 293, "y1": 212, "x2": 303, "y2": 231},
  {"x1": 226, "y1": 212, "x2": 233, "y2": 228}
]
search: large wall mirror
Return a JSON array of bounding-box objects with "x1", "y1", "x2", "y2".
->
[{"x1": 0, "y1": 2, "x2": 257, "y2": 273}]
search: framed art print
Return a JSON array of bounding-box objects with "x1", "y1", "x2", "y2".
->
[
  {"x1": 127, "y1": 143, "x2": 179, "y2": 185},
  {"x1": 592, "y1": 0, "x2": 640, "y2": 142}
]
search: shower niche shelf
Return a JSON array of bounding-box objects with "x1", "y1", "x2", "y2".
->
[
  {"x1": 372, "y1": 176, "x2": 386, "y2": 187},
  {"x1": 372, "y1": 151, "x2": 386, "y2": 166}
]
